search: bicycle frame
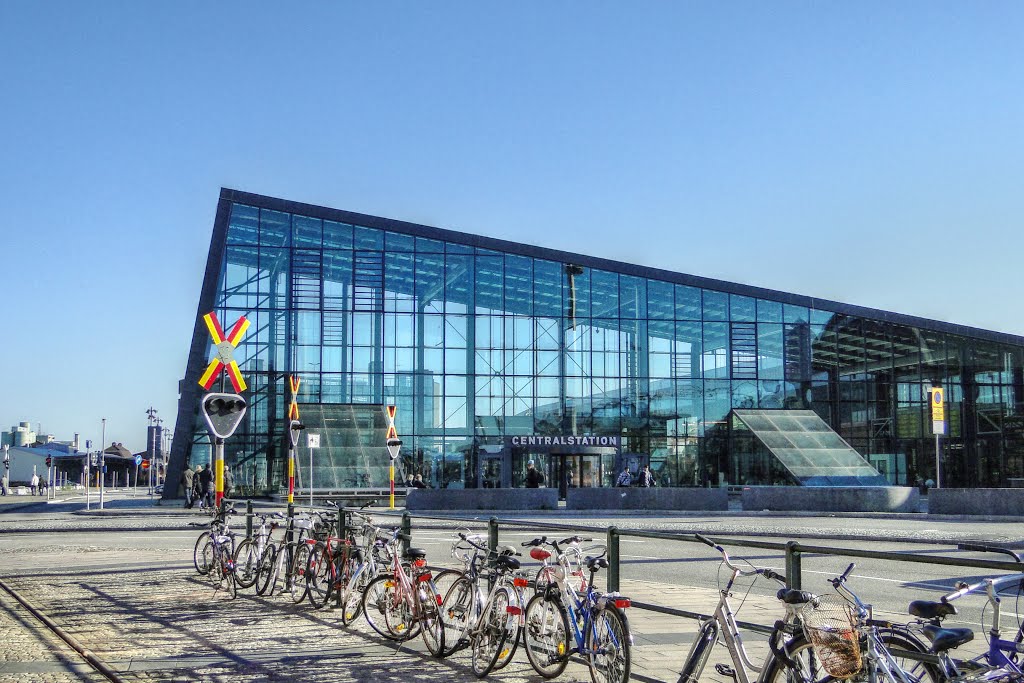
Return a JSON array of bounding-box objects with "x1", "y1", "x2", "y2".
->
[{"x1": 935, "y1": 571, "x2": 1024, "y2": 679}]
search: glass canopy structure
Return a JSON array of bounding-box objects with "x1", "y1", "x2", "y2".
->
[{"x1": 165, "y1": 189, "x2": 1024, "y2": 498}]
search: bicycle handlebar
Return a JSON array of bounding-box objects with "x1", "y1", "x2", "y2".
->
[
  {"x1": 695, "y1": 533, "x2": 786, "y2": 582},
  {"x1": 957, "y1": 543, "x2": 1022, "y2": 563}
]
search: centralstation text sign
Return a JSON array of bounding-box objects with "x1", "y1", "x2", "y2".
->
[{"x1": 506, "y1": 435, "x2": 620, "y2": 452}]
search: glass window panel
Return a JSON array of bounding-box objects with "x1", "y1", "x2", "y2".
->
[
  {"x1": 591, "y1": 270, "x2": 619, "y2": 319},
  {"x1": 351, "y1": 313, "x2": 376, "y2": 346},
  {"x1": 352, "y1": 347, "x2": 378, "y2": 374},
  {"x1": 296, "y1": 311, "x2": 321, "y2": 346},
  {"x1": 445, "y1": 254, "x2": 473, "y2": 314},
  {"x1": 384, "y1": 253, "x2": 415, "y2": 313},
  {"x1": 415, "y1": 253, "x2": 445, "y2": 314},
  {"x1": 534, "y1": 259, "x2": 563, "y2": 318},
  {"x1": 416, "y1": 236, "x2": 444, "y2": 252},
  {"x1": 323, "y1": 220, "x2": 353, "y2": 249},
  {"x1": 354, "y1": 225, "x2": 383, "y2": 250},
  {"x1": 758, "y1": 324, "x2": 784, "y2": 379},
  {"x1": 445, "y1": 348, "x2": 467, "y2": 374},
  {"x1": 702, "y1": 290, "x2": 728, "y2": 321},
  {"x1": 422, "y1": 314, "x2": 443, "y2": 348},
  {"x1": 567, "y1": 267, "x2": 591, "y2": 319},
  {"x1": 647, "y1": 280, "x2": 674, "y2": 320},
  {"x1": 757, "y1": 299, "x2": 783, "y2": 323},
  {"x1": 323, "y1": 251, "x2": 352, "y2": 310},
  {"x1": 446, "y1": 242, "x2": 472, "y2": 254},
  {"x1": 294, "y1": 345, "x2": 321, "y2": 372},
  {"x1": 675, "y1": 285, "x2": 701, "y2": 320},
  {"x1": 227, "y1": 204, "x2": 259, "y2": 245},
  {"x1": 292, "y1": 215, "x2": 322, "y2": 248},
  {"x1": 385, "y1": 231, "x2": 414, "y2": 252},
  {"x1": 505, "y1": 255, "x2": 533, "y2": 316},
  {"x1": 730, "y1": 295, "x2": 756, "y2": 322},
  {"x1": 259, "y1": 209, "x2": 290, "y2": 248},
  {"x1": 702, "y1": 322, "x2": 729, "y2": 378},
  {"x1": 732, "y1": 381, "x2": 758, "y2": 409},
  {"x1": 445, "y1": 314, "x2": 468, "y2": 348},
  {"x1": 535, "y1": 318, "x2": 560, "y2": 351},
  {"x1": 619, "y1": 275, "x2": 646, "y2": 319},
  {"x1": 784, "y1": 304, "x2": 810, "y2": 324},
  {"x1": 322, "y1": 346, "x2": 345, "y2": 373},
  {"x1": 537, "y1": 350, "x2": 559, "y2": 375},
  {"x1": 475, "y1": 256, "x2": 503, "y2": 313},
  {"x1": 810, "y1": 309, "x2": 835, "y2": 326},
  {"x1": 422, "y1": 349, "x2": 444, "y2": 375}
]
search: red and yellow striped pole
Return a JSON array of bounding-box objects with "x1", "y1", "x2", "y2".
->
[
  {"x1": 287, "y1": 377, "x2": 300, "y2": 505},
  {"x1": 215, "y1": 442, "x2": 225, "y2": 508}
]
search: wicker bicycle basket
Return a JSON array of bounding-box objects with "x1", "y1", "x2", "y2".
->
[{"x1": 801, "y1": 595, "x2": 862, "y2": 679}]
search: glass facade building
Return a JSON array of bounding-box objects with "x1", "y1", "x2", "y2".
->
[{"x1": 165, "y1": 189, "x2": 1024, "y2": 497}]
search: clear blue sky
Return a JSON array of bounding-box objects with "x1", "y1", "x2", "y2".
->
[{"x1": 2, "y1": 2, "x2": 1022, "y2": 452}]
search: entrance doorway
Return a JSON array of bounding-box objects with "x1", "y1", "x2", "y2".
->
[{"x1": 549, "y1": 454, "x2": 604, "y2": 500}]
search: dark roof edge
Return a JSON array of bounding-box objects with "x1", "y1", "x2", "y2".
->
[{"x1": 219, "y1": 188, "x2": 1024, "y2": 347}]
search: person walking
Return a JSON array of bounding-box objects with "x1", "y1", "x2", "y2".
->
[
  {"x1": 637, "y1": 465, "x2": 656, "y2": 488},
  {"x1": 525, "y1": 460, "x2": 544, "y2": 488},
  {"x1": 181, "y1": 465, "x2": 195, "y2": 508},
  {"x1": 197, "y1": 465, "x2": 214, "y2": 510},
  {"x1": 223, "y1": 467, "x2": 233, "y2": 499},
  {"x1": 1, "y1": 473, "x2": 7, "y2": 496},
  {"x1": 616, "y1": 467, "x2": 632, "y2": 487},
  {"x1": 30, "y1": 473, "x2": 39, "y2": 496}
]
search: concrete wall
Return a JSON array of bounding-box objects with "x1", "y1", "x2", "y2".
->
[
  {"x1": 741, "y1": 486, "x2": 919, "y2": 513},
  {"x1": 567, "y1": 487, "x2": 728, "y2": 511},
  {"x1": 929, "y1": 488, "x2": 1024, "y2": 516},
  {"x1": 406, "y1": 488, "x2": 559, "y2": 511}
]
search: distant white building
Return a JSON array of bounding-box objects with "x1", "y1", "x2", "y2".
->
[{"x1": 2, "y1": 422, "x2": 37, "y2": 448}]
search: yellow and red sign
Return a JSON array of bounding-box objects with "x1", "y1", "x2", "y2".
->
[
  {"x1": 288, "y1": 376, "x2": 301, "y2": 420},
  {"x1": 198, "y1": 311, "x2": 249, "y2": 392}
]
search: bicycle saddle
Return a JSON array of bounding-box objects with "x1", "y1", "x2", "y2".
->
[
  {"x1": 404, "y1": 547, "x2": 427, "y2": 560},
  {"x1": 586, "y1": 556, "x2": 609, "y2": 571},
  {"x1": 908, "y1": 600, "x2": 958, "y2": 620},
  {"x1": 496, "y1": 555, "x2": 521, "y2": 571},
  {"x1": 921, "y1": 623, "x2": 974, "y2": 652},
  {"x1": 776, "y1": 588, "x2": 816, "y2": 604}
]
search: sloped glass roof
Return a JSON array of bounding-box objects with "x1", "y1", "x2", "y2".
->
[{"x1": 732, "y1": 409, "x2": 890, "y2": 486}]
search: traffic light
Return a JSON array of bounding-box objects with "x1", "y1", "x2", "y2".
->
[
  {"x1": 45, "y1": 456, "x2": 52, "y2": 467},
  {"x1": 200, "y1": 392, "x2": 248, "y2": 439}
]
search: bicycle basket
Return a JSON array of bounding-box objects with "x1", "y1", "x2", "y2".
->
[{"x1": 801, "y1": 595, "x2": 861, "y2": 679}]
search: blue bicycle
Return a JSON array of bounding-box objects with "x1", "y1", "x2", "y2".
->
[
  {"x1": 521, "y1": 536, "x2": 633, "y2": 683},
  {"x1": 910, "y1": 544, "x2": 1024, "y2": 681}
]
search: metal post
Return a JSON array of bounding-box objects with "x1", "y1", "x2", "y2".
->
[
  {"x1": 401, "y1": 511, "x2": 412, "y2": 557},
  {"x1": 607, "y1": 526, "x2": 620, "y2": 593},
  {"x1": 99, "y1": 419, "x2": 106, "y2": 510},
  {"x1": 285, "y1": 502, "x2": 294, "y2": 584},
  {"x1": 336, "y1": 502, "x2": 345, "y2": 609},
  {"x1": 785, "y1": 540, "x2": 802, "y2": 590},
  {"x1": 935, "y1": 434, "x2": 941, "y2": 489},
  {"x1": 288, "y1": 442, "x2": 295, "y2": 504},
  {"x1": 134, "y1": 464, "x2": 139, "y2": 498},
  {"x1": 246, "y1": 499, "x2": 253, "y2": 539},
  {"x1": 214, "y1": 437, "x2": 225, "y2": 511},
  {"x1": 309, "y1": 441, "x2": 314, "y2": 510},
  {"x1": 488, "y1": 516, "x2": 499, "y2": 562},
  {"x1": 85, "y1": 452, "x2": 90, "y2": 510},
  {"x1": 389, "y1": 461, "x2": 395, "y2": 510}
]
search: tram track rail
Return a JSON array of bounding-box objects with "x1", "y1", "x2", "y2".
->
[{"x1": 0, "y1": 577, "x2": 129, "y2": 683}]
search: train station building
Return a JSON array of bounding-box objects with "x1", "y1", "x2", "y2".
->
[{"x1": 165, "y1": 189, "x2": 1024, "y2": 498}]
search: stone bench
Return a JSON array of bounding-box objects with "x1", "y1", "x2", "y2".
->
[
  {"x1": 406, "y1": 487, "x2": 559, "y2": 511},
  {"x1": 566, "y1": 487, "x2": 728, "y2": 511},
  {"x1": 741, "y1": 486, "x2": 919, "y2": 513}
]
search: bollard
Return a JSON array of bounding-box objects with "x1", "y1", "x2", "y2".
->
[
  {"x1": 785, "y1": 540, "x2": 802, "y2": 590},
  {"x1": 401, "y1": 511, "x2": 412, "y2": 557},
  {"x1": 607, "y1": 526, "x2": 620, "y2": 593},
  {"x1": 488, "y1": 517, "x2": 499, "y2": 590},
  {"x1": 246, "y1": 500, "x2": 253, "y2": 540}
]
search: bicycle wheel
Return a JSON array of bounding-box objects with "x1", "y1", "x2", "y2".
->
[
  {"x1": 254, "y1": 545, "x2": 277, "y2": 596},
  {"x1": 363, "y1": 575, "x2": 401, "y2": 640},
  {"x1": 440, "y1": 577, "x2": 476, "y2": 657},
  {"x1": 290, "y1": 542, "x2": 313, "y2": 604},
  {"x1": 585, "y1": 605, "x2": 631, "y2": 683},
  {"x1": 232, "y1": 538, "x2": 261, "y2": 589},
  {"x1": 523, "y1": 593, "x2": 571, "y2": 678},
  {"x1": 432, "y1": 569, "x2": 463, "y2": 604},
  {"x1": 762, "y1": 631, "x2": 940, "y2": 683},
  {"x1": 493, "y1": 586, "x2": 523, "y2": 670},
  {"x1": 306, "y1": 542, "x2": 332, "y2": 608},
  {"x1": 193, "y1": 531, "x2": 213, "y2": 574},
  {"x1": 472, "y1": 587, "x2": 513, "y2": 678},
  {"x1": 419, "y1": 580, "x2": 445, "y2": 657},
  {"x1": 340, "y1": 560, "x2": 369, "y2": 626},
  {"x1": 384, "y1": 587, "x2": 420, "y2": 641},
  {"x1": 218, "y1": 547, "x2": 237, "y2": 599}
]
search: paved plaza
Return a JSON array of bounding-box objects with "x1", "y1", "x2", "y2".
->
[{"x1": 1, "y1": 492, "x2": 1022, "y2": 682}]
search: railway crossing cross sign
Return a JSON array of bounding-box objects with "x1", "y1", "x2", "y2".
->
[
  {"x1": 385, "y1": 405, "x2": 401, "y2": 460},
  {"x1": 198, "y1": 311, "x2": 250, "y2": 393}
]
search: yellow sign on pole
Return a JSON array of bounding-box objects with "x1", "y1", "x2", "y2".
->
[{"x1": 931, "y1": 387, "x2": 946, "y2": 435}]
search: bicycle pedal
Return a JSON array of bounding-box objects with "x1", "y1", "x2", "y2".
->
[{"x1": 714, "y1": 664, "x2": 737, "y2": 680}]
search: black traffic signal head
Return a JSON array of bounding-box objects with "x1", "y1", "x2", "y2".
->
[{"x1": 201, "y1": 392, "x2": 248, "y2": 439}]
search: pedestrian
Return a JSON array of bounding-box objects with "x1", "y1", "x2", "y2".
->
[
  {"x1": 412, "y1": 474, "x2": 427, "y2": 489},
  {"x1": 223, "y1": 467, "x2": 233, "y2": 499},
  {"x1": 199, "y1": 465, "x2": 214, "y2": 509},
  {"x1": 1, "y1": 473, "x2": 7, "y2": 496},
  {"x1": 181, "y1": 465, "x2": 195, "y2": 508},
  {"x1": 39, "y1": 478, "x2": 46, "y2": 496},
  {"x1": 404, "y1": 473, "x2": 415, "y2": 488},
  {"x1": 637, "y1": 465, "x2": 656, "y2": 488},
  {"x1": 30, "y1": 473, "x2": 39, "y2": 496},
  {"x1": 616, "y1": 467, "x2": 632, "y2": 487},
  {"x1": 525, "y1": 460, "x2": 544, "y2": 488}
]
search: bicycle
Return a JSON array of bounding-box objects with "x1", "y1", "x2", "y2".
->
[
  {"x1": 360, "y1": 528, "x2": 445, "y2": 657},
  {"x1": 191, "y1": 507, "x2": 237, "y2": 576},
  {"x1": 909, "y1": 543, "x2": 1024, "y2": 681},
  {"x1": 290, "y1": 509, "x2": 337, "y2": 605},
  {"x1": 232, "y1": 512, "x2": 282, "y2": 590},
  {"x1": 192, "y1": 508, "x2": 240, "y2": 599},
  {"x1": 253, "y1": 510, "x2": 316, "y2": 598},
  {"x1": 763, "y1": 561, "x2": 940, "y2": 683},
  {"x1": 438, "y1": 533, "x2": 530, "y2": 676},
  {"x1": 521, "y1": 536, "x2": 632, "y2": 683},
  {"x1": 338, "y1": 512, "x2": 393, "y2": 625}
]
